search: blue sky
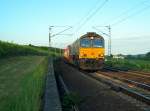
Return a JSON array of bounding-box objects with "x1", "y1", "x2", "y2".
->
[{"x1": 0, "y1": 0, "x2": 150, "y2": 54}]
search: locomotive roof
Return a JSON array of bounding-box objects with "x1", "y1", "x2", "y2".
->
[{"x1": 80, "y1": 32, "x2": 104, "y2": 39}]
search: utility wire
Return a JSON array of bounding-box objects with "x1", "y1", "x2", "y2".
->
[
  {"x1": 51, "y1": 26, "x2": 72, "y2": 38},
  {"x1": 74, "y1": 0, "x2": 101, "y2": 27},
  {"x1": 92, "y1": 26, "x2": 109, "y2": 37},
  {"x1": 75, "y1": 0, "x2": 109, "y2": 33},
  {"x1": 103, "y1": 0, "x2": 149, "y2": 26},
  {"x1": 111, "y1": 1, "x2": 150, "y2": 26},
  {"x1": 73, "y1": 0, "x2": 101, "y2": 37}
]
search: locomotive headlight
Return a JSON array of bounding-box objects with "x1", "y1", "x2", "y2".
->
[
  {"x1": 98, "y1": 54, "x2": 104, "y2": 57},
  {"x1": 83, "y1": 54, "x2": 87, "y2": 57},
  {"x1": 90, "y1": 36, "x2": 94, "y2": 39}
]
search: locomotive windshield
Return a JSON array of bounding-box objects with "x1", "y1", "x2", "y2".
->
[
  {"x1": 80, "y1": 38, "x2": 91, "y2": 47},
  {"x1": 80, "y1": 38, "x2": 104, "y2": 47},
  {"x1": 92, "y1": 38, "x2": 104, "y2": 47}
]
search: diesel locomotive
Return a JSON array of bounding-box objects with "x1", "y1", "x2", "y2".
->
[{"x1": 64, "y1": 32, "x2": 105, "y2": 70}]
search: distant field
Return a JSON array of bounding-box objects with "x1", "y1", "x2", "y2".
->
[
  {"x1": 0, "y1": 56, "x2": 48, "y2": 111},
  {"x1": 105, "y1": 58, "x2": 150, "y2": 72}
]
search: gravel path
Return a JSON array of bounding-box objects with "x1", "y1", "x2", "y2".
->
[{"x1": 56, "y1": 61, "x2": 144, "y2": 111}]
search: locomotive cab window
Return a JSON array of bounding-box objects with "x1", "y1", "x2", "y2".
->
[
  {"x1": 92, "y1": 38, "x2": 104, "y2": 47},
  {"x1": 80, "y1": 38, "x2": 91, "y2": 47}
]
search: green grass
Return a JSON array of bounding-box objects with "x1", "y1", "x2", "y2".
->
[
  {"x1": 0, "y1": 56, "x2": 48, "y2": 111},
  {"x1": 0, "y1": 40, "x2": 63, "y2": 58},
  {"x1": 0, "y1": 40, "x2": 49, "y2": 58},
  {"x1": 105, "y1": 58, "x2": 150, "y2": 72},
  {"x1": 62, "y1": 92, "x2": 81, "y2": 111}
]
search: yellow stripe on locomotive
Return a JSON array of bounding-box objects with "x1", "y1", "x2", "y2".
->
[{"x1": 79, "y1": 47, "x2": 104, "y2": 59}]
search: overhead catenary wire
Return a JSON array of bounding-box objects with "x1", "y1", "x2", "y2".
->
[
  {"x1": 90, "y1": 0, "x2": 150, "y2": 56},
  {"x1": 74, "y1": 0, "x2": 101, "y2": 27},
  {"x1": 102, "y1": 0, "x2": 149, "y2": 26},
  {"x1": 51, "y1": 26, "x2": 72, "y2": 38},
  {"x1": 75, "y1": 0, "x2": 109, "y2": 33},
  {"x1": 73, "y1": 0, "x2": 102, "y2": 37},
  {"x1": 92, "y1": 0, "x2": 150, "y2": 56},
  {"x1": 111, "y1": 1, "x2": 150, "y2": 26}
]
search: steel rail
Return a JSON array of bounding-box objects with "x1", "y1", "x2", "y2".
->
[
  {"x1": 97, "y1": 71, "x2": 150, "y2": 91},
  {"x1": 82, "y1": 71, "x2": 150, "y2": 105},
  {"x1": 104, "y1": 66, "x2": 150, "y2": 77},
  {"x1": 64, "y1": 63, "x2": 150, "y2": 105}
]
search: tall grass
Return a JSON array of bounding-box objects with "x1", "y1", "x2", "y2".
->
[
  {"x1": 105, "y1": 58, "x2": 150, "y2": 72},
  {"x1": 0, "y1": 40, "x2": 49, "y2": 58},
  {"x1": 0, "y1": 40, "x2": 63, "y2": 58},
  {"x1": 0, "y1": 56, "x2": 48, "y2": 111}
]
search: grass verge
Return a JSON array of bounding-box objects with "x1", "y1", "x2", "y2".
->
[{"x1": 0, "y1": 56, "x2": 48, "y2": 111}]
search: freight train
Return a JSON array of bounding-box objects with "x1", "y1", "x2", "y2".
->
[{"x1": 64, "y1": 32, "x2": 105, "y2": 70}]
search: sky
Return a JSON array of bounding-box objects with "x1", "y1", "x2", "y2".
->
[{"x1": 0, "y1": 0, "x2": 150, "y2": 55}]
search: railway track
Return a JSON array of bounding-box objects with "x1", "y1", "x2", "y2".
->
[
  {"x1": 54, "y1": 60, "x2": 150, "y2": 111},
  {"x1": 60, "y1": 61, "x2": 148, "y2": 111},
  {"x1": 124, "y1": 71, "x2": 150, "y2": 78},
  {"x1": 130, "y1": 71, "x2": 150, "y2": 76},
  {"x1": 63, "y1": 63, "x2": 150, "y2": 106},
  {"x1": 104, "y1": 67, "x2": 150, "y2": 78},
  {"x1": 85, "y1": 71, "x2": 150, "y2": 105},
  {"x1": 97, "y1": 71, "x2": 150, "y2": 91},
  {"x1": 103, "y1": 67, "x2": 150, "y2": 85}
]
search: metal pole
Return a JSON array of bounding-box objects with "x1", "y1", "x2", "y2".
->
[
  {"x1": 60, "y1": 48, "x2": 61, "y2": 57},
  {"x1": 108, "y1": 25, "x2": 111, "y2": 56},
  {"x1": 106, "y1": 25, "x2": 111, "y2": 57},
  {"x1": 92, "y1": 25, "x2": 112, "y2": 57},
  {"x1": 49, "y1": 27, "x2": 51, "y2": 51},
  {"x1": 48, "y1": 25, "x2": 72, "y2": 58},
  {"x1": 55, "y1": 48, "x2": 56, "y2": 57}
]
